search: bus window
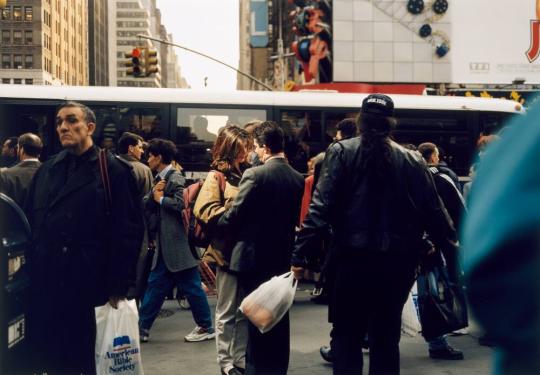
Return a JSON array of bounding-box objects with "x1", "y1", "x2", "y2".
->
[
  {"x1": 324, "y1": 110, "x2": 359, "y2": 141},
  {"x1": 480, "y1": 111, "x2": 513, "y2": 136},
  {"x1": 393, "y1": 110, "x2": 470, "y2": 175},
  {"x1": 175, "y1": 107, "x2": 266, "y2": 172},
  {"x1": 91, "y1": 106, "x2": 164, "y2": 152},
  {"x1": 0, "y1": 102, "x2": 58, "y2": 160},
  {"x1": 280, "y1": 110, "x2": 322, "y2": 142},
  {"x1": 176, "y1": 107, "x2": 267, "y2": 144}
]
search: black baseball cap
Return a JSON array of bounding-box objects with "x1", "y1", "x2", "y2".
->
[{"x1": 361, "y1": 94, "x2": 395, "y2": 117}]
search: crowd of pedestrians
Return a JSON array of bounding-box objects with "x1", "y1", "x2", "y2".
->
[{"x1": 0, "y1": 94, "x2": 521, "y2": 375}]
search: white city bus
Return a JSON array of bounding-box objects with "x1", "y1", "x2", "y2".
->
[{"x1": 0, "y1": 85, "x2": 525, "y2": 176}]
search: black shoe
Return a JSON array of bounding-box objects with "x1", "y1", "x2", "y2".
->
[
  {"x1": 311, "y1": 294, "x2": 329, "y2": 305},
  {"x1": 221, "y1": 369, "x2": 243, "y2": 375},
  {"x1": 478, "y1": 334, "x2": 496, "y2": 347},
  {"x1": 429, "y1": 346, "x2": 464, "y2": 360},
  {"x1": 320, "y1": 345, "x2": 334, "y2": 363}
]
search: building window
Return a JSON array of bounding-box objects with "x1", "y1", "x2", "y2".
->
[
  {"x1": 2, "y1": 78, "x2": 10, "y2": 84},
  {"x1": 13, "y1": 30, "x2": 22, "y2": 44},
  {"x1": 25, "y1": 7, "x2": 32, "y2": 21},
  {"x1": 2, "y1": 30, "x2": 10, "y2": 44},
  {"x1": 13, "y1": 78, "x2": 22, "y2": 84},
  {"x1": 25, "y1": 78, "x2": 33, "y2": 85},
  {"x1": 14, "y1": 55, "x2": 22, "y2": 69},
  {"x1": 1, "y1": 7, "x2": 10, "y2": 20},
  {"x1": 2, "y1": 54, "x2": 11, "y2": 69},
  {"x1": 13, "y1": 6, "x2": 22, "y2": 21},
  {"x1": 25, "y1": 55, "x2": 33, "y2": 69},
  {"x1": 25, "y1": 30, "x2": 33, "y2": 44}
]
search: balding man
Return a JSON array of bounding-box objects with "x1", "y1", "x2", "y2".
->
[{"x1": 0, "y1": 133, "x2": 43, "y2": 207}]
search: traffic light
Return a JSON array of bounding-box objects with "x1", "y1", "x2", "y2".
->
[
  {"x1": 125, "y1": 47, "x2": 143, "y2": 77},
  {"x1": 145, "y1": 49, "x2": 159, "y2": 76}
]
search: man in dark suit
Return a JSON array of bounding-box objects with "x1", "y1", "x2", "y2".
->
[
  {"x1": 218, "y1": 121, "x2": 305, "y2": 375},
  {"x1": 0, "y1": 133, "x2": 42, "y2": 207},
  {"x1": 138, "y1": 138, "x2": 215, "y2": 343},
  {"x1": 24, "y1": 101, "x2": 144, "y2": 374}
]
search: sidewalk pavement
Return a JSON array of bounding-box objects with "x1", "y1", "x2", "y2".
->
[{"x1": 140, "y1": 286, "x2": 493, "y2": 375}]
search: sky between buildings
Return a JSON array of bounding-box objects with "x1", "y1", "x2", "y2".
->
[{"x1": 155, "y1": 0, "x2": 240, "y2": 90}]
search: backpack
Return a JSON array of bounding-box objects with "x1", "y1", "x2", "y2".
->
[{"x1": 181, "y1": 171, "x2": 226, "y2": 258}]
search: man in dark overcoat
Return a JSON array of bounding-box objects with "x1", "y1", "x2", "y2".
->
[
  {"x1": 24, "y1": 101, "x2": 144, "y2": 374},
  {"x1": 217, "y1": 121, "x2": 305, "y2": 375}
]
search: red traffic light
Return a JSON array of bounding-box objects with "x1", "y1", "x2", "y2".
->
[{"x1": 131, "y1": 48, "x2": 142, "y2": 58}]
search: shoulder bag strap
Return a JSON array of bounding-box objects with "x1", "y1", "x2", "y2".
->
[{"x1": 98, "y1": 148, "x2": 112, "y2": 215}]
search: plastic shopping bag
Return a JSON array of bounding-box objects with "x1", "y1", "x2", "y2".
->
[
  {"x1": 95, "y1": 299, "x2": 144, "y2": 375},
  {"x1": 239, "y1": 272, "x2": 298, "y2": 333},
  {"x1": 401, "y1": 287, "x2": 421, "y2": 337}
]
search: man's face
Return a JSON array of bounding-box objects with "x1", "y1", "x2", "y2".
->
[
  {"x1": 335, "y1": 130, "x2": 343, "y2": 141},
  {"x1": 147, "y1": 152, "x2": 161, "y2": 172},
  {"x1": 431, "y1": 148, "x2": 440, "y2": 164},
  {"x1": 2, "y1": 140, "x2": 16, "y2": 157},
  {"x1": 254, "y1": 139, "x2": 267, "y2": 162},
  {"x1": 129, "y1": 140, "x2": 144, "y2": 160},
  {"x1": 56, "y1": 107, "x2": 95, "y2": 151}
]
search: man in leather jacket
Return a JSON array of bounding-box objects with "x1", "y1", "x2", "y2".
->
[{"x1": 291, "y1": 94, "x2": 456, "y2": 375}]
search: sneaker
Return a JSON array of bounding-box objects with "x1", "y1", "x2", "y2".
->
[
  {"x1": 319, "y1": 345, "x2": 333, "y2": 363},
  {"x1": 184, "y1": 326, "x2": 215, "y2": 342},
  {"x1": 140, "y1": 328, "x2": 150, "y2": 343},
  {"x1": 178, "y1": 297, "x2": 190, "y2": 310}
]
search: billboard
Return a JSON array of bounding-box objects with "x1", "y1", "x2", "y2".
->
[{"x1": 452, "y1": 0, "x2": 540, "y2": 84}]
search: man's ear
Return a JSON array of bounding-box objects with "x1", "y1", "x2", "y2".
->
[{"x1": 87, "y1": 122, "x2": 97, "y2": 136}]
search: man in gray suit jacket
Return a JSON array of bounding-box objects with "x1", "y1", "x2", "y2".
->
[
  {"x1": 0, "y1": 133, "x2": 42, "y2": 207},
  {"x1": 118, "y1": 132, "x2": 154, "y2": 301},
  {"x1": 139, "y1": 138, "x2": 215, "y2": 343},
  {"x1": 218, "y1": 122, "x2": 305, "y2": 375}
]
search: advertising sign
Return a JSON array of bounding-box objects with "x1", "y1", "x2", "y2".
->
[
  {"x1": 452, "y1": 0, "x2": 540, "y2": 84},
  {"x1": 250, "y1": 0, "x2": 268, "y2": 48}
]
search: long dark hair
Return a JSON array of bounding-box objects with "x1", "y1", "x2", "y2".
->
[
  {"x1": 211, "y1": 124, "x2": 252, "y2": 173},
  {"x1": 357, "y1": 113, "x2": 397, "y2": 248},
  {"x1": 357, "y1": 112, "x2": 396, "y2": 179}
]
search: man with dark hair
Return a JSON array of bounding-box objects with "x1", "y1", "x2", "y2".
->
[
  {"x1": 291, "y1": 94, "x2": 456, "y2": 375},
  {"x1": 335, "y1": 118, "x2": 357, "y2": 141},
  {"x1": 118, "y1": 132, "x2": 154, "y2": 301},
  {"x1": 217, "y1": 121, "x2": 305, "y2": 375},
  {"x1": 1, "y1": 136, "x2": 19, "y2": 168},
  {"x1": 0, "y1": 133, "x2": 43, "y2": 207},
  {"x1": 418, "y1": 142, "x2": 460, "y2": 189},
  {"x1": 418, "y1": 141, "x2": 467, "y2": 360},
  {"x1": 24, "y1": 101, "x2": 144, "y2": 374},
  {"x1": 139, "y1": 138, "x2": 215, "y2": 343}
]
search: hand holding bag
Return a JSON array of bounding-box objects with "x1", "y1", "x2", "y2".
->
[
  {"x1": 95, "y1": 299, "x2": 144, "y2": 375},
  {"x1": 239, "y1": 272, "x2": 298, "y2": 333}
]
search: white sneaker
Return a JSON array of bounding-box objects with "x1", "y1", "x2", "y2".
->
[
  {"x1": 184, "y1": 326, "x2": 215, "y2": 342},
  {"x1": 178, "y1": 298, "x2": 190, "y2": 310}
]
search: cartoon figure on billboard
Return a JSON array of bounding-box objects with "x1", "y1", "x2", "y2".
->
[{"x1": 526, "y1": 0, "x2": 540, "y2": 62}]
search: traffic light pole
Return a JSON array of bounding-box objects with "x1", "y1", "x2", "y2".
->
[{"x1": 137, "y1": 34, "x2": 274, "y2": 91}]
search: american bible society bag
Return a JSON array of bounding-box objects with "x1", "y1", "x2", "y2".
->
[{"x1": 95, "y1": 299, "x2": 144, "y2": 375}]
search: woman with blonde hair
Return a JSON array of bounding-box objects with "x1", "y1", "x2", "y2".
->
[{"x1": 194, "y1": 124, "x2": 252, "y2": 375}]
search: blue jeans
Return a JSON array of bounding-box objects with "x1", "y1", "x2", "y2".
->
[
  {"x1": 139, "y1": 255, "x2": 213, "y2": 332},
  {"x1": 428, "y1": 335, "x2": 449, "y2": 350}
]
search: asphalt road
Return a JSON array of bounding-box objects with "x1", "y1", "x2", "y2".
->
[{"x1": 140, "y1": 286, "x2": 492, "y2": 375}]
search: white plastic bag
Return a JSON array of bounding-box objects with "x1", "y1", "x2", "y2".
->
[
  {"x1": 95, "y1": 299, "x2": 144, "y2": 375},
  {"x1": 401, "y1": 287, "x2": 421, "y2": 337},
  {"x1": 239, "y1": 272, "x2": 298, "y2": 333}
]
